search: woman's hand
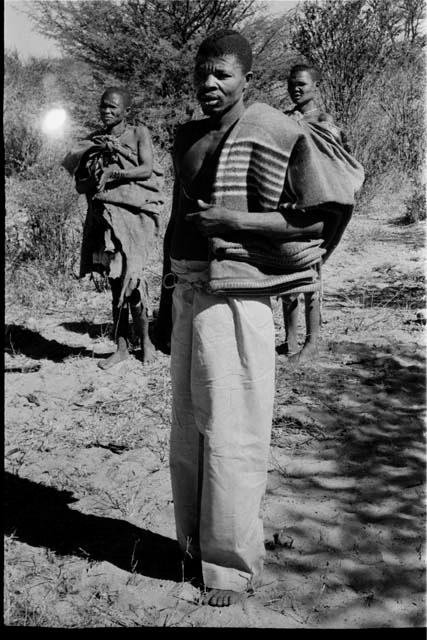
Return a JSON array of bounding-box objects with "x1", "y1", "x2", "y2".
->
[
  {"x1": 96, "y1": 166, "x2": 116, "y2": 192},
  {"x1": 118, "y1": 273, "x2": 140, "y2": 306}
]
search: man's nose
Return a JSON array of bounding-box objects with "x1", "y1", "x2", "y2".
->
[{"x1": 202, "y1": 73, "x2": 217, "y2": 89}]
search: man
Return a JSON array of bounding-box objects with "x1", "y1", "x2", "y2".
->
[
  {"x1": 63, "y1": 88, "x2": 163, "y2": 368},
  {"x1": 152, "y1": 30, "x2": 361, "y2": 607}
]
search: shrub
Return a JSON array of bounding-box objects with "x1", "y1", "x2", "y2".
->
[
  {"x1": 6, "y1": 166, "x2": 84, "y2": 275},
  {"x1": 403, "y1": 180, "x2": 426, "y2": 224}
]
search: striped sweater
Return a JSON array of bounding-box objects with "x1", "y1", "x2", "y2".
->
[{"x1": 207, "y1": 102, "x2": 364, "y2": 296}]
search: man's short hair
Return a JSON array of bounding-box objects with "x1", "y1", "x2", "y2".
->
[
  {"x1": 289, "y1": 64, "x2": 320, "y2": 83},
  {"x1": 196, "y1": 29, "x2": 253, "y2": 73},
  {"x1": 101, "y1": 87, "x2": 132, "y2": 109}
]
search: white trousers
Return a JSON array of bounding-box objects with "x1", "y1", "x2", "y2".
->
[{"x1": 169, "y1": 259, "x2": 275, "y2": 592}]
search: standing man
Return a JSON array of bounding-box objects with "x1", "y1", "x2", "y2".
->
[{"x1": 152, "y1": 30, "x2": 358, "y2": 607}]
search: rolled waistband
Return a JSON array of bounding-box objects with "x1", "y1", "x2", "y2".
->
[{"x1": 170, "y1": 258, "x2": 209, "y2": 285}]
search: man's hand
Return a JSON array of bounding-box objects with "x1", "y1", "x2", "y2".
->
[
  {"x1": 279, "y1": 202, "x2": 305, "y2": 213},
  {"x1": 149, "y1": 314, "x2": 172, "y2": 355},
  {"x1": 186, "y1": 200, "x2": 239, "y2": 236}
]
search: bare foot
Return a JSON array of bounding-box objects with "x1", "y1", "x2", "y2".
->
[
  {"x1": 139, "y1": 340, "x2": 156, "y2": 364},
  {"x1": 288, "y1": 341, "x2": 318, "y2": 366},
  {"x1": 202, "y1": 588, "x2": 245, "y2": 607},
  {"x1": 285, "y1": 342, "x2": 300, "y2": 357},
  {"x1": 97, "y1": 349, "x2": 129, "y2": 370},
  {"x1": 286, "y1": 339, "x2": 299, "y2": 355},
  {"x1": 276, "y1": 339, "x2": 299, "y2": 356}
]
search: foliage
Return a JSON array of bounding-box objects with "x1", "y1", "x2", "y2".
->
[
  {"x1": 403, "y1": 180, "x2": 426, "y2": 224},
  {"x1": 287, "y1": 0, "x2": 425, "y2": 190},
  {"x1": 4, "y1": 52, "x2": 46, "y2": 175},
  {"x1": 351, "y1": 45, "x2": 425, "y2": 185},
  {"x1": 4, "y1": 52, "x2": 109, "y2": 176},
  {"x1": 288, "y1": 0, "x2": 425, "y2": 128},
  {"x1": 28, "y1": 0, "x2": 261, "y2": 150},
  {"x1": 243, "y1": 13, "x2": 296, "y2": 109},
  {"x1": 6, "y1": 166, "x2": 84, "y2": 274}
]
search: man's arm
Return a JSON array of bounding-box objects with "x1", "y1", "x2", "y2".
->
[
  {"x1": 187, "y1": 201, "x2": 353, "y2": 260},
  {"x1": 186, "y1": 202, "x2": 325, "y2": 241}
]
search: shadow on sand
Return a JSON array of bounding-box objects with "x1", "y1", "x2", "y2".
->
[
  {"x1": 60, "y1": 321, "x2": 110, "y2": 340},
  {"x1": 269, "y1": 339, "x2": 425, "y2": 625},
  {"x1": 4, "y1": 472, "x2": 184, "y2": 582},
  {"x1": 4, "y1": 324, "x2": 113, "y2": 363}
]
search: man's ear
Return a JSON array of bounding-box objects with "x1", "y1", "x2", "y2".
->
[{"x1": 243, "y1": 71, "x2": 253, "y2": 91}]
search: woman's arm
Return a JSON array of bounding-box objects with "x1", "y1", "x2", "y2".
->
[{"x1": 96, "y1": 126, "x2": 154, "y2": 191}]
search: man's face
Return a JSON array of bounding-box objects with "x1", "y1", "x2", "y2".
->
[
  {"x1": 194, "y1": 54, "x2": 251, "y2": 117},
  {"x1": 100, "y1": 92, "x2": 126, "y2": 127},
  {"x1": 288, "y1": 71, "x2": 317, "y2": 108}
]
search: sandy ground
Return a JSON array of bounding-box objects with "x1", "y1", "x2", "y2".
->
[{"x1": 4, "y1": 198, "x2": 426, "y2": 628}]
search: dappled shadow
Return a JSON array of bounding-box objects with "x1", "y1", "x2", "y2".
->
[
  {"x1": 332, "y1": 280, "x2": 425, "y2": 309},
  {"x1": 376, "y1": 221, "x2": 425, "y2": 249},
  {"x1": 5, "y1": 324, "x2": 100, "y2": 362},
  {"x1": 270, "y1": 339, "x2": 425, "y2": 621},
  {"x1": 60, "y1": 321, "x2": 110, "y2": 340},
  {"x1": 387, "y1": 218, "x2": 425, "y2": 242},
  {"x1": 4, "y1": 472, "x2": 185, "y2": 582}
]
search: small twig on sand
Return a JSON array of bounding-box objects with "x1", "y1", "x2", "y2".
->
[
  {"x1": 304, "y1": 582, "x2": 326, "y2": 624},
  {"x1": 263, "y1": 596, "x2": 283, "y2": 605},
  {"x1": 5, "y1": 448, "x2": 22, "y2": 458},
  {"x1": 72, "y1": 395, "x2": 135, "y2": 408}
]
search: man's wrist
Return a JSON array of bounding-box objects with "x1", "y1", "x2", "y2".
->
[{"x1": 226, "y1": 208, "x2": 243, "y2": 232}]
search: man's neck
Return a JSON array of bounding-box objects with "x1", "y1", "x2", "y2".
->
[{"x1": 210, "y1": 99, "x2": 245, "y2": 132}]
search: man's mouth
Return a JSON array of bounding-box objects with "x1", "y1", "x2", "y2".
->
[{"x1": 199, "y1": 94, "x2": 220, "y2": 106}]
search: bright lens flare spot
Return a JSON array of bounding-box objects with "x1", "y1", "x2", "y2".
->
[{"x1": 42, "y1": 108, "x2": 67, "y2": 135}]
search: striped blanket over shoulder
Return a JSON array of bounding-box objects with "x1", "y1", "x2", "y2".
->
[{"x1": 207, "y1": 102, "x2": 364, "y2": 297}]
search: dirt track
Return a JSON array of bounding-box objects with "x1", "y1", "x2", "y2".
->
[{"x1": 4, "y1": 198, "x2": 426, "y2": 628}]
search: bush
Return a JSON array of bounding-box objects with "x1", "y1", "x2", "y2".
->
[
  {"x1": 403, "y1": 180, "x2": 426, "y2": 224},
  {"x1": 6, "y1": 166, "x2": 84, "y2": 275},
  {"x1": 351, "y1": 46, "x2": 425, "y2": 187}
]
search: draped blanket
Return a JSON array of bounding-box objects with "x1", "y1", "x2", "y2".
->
[
  {"x1": 63, "y1": 128, "x2": 164, "y2": 290},
  {"x1": 207, "y1": 103, "x2": 364, "y2": 296}
]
